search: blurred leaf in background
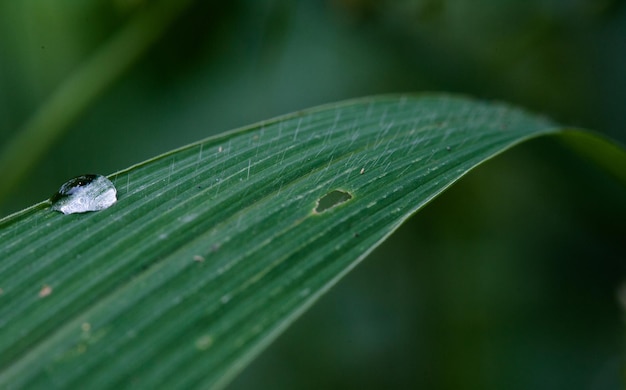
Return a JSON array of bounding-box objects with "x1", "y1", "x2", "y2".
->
[{"x1": 0, "y1": 0, "x2": 624, "y2": 389}]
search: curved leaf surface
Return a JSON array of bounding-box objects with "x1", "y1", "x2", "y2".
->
[{"x1": 1, "y1": 95, "x2": 620, "y2": 389}]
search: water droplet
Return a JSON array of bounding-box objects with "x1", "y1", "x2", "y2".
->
[{"x1": 51, "y1": 174, "x2": 117, "y2": 214}]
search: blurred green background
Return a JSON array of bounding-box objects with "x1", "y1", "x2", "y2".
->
[{"x1": 0, "y1": 1, "x2": 624, "y2": 389}]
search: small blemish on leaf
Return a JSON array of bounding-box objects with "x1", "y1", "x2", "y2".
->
[
  {"x1": 180, "y1": 214, "x2": 198, "y2": 223},
  {"x1": 359, "y1": 168, "x2": 365, "y2": 174},
  {"x1": 193, "y1": 255, "x2": 205, "y2": 262},
  {"x1": 39, "y1": 285, "x2": 52, "y2": 298},
  {"x1": 195, "y1": 335, "x2": 214, "y2": 351},
  {"x1": 314, "y1": 190, "x2": 353, "y2": 214}
]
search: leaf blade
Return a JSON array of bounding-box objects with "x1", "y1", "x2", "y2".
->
[{"x1": 0, "y1": 94, "x2": 569, "y2": 388}]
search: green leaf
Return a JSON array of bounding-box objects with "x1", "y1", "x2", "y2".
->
[{"x1": 0, "y1": 95, "x2": 623, "y2": 389}]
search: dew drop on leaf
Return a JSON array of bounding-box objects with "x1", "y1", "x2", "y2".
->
[{"x1": 50, "y1": 174, "x2": 117, "y2": 214}]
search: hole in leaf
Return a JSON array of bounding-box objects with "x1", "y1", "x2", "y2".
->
[{"x1": 314, "y1": 190, "x2": 353, "y2": 214}]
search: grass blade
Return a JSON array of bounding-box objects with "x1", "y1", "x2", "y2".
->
[{"x1": 1, "y1": 94, "x2": 621, "y2": 389}]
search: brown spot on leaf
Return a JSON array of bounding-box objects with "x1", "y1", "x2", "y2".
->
[{"x1": 39, "y1": 285, "x2": 52, "y2": 298}]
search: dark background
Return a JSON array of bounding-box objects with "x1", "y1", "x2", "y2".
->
[{"x1": 1, "y1": 1, "x2": 625, "y2": 389}]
